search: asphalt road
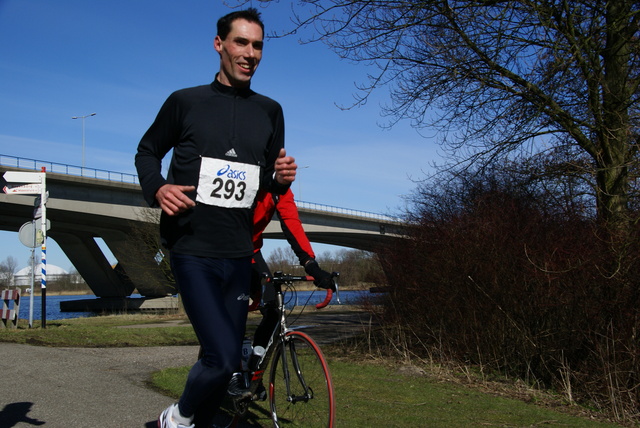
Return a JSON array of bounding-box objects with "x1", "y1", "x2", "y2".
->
[
  {"x1": 0, "y1": 310, "x2": 373, "y2": 428},
  {"x1": 0, "y1": 343, "x2": 197, "y2": 428}
]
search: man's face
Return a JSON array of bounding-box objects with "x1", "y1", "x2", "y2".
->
[{"x1": 214, "y1": 18, "x2": 264, "y2": 88}]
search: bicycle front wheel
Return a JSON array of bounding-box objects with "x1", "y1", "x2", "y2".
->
[{"x1": 269, "y1": 330, "x2": 335, "y2": 427}]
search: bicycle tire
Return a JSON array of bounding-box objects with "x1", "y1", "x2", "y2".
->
[{"x1": 269, "y1": 330, "x2": 335, "y2": 427}]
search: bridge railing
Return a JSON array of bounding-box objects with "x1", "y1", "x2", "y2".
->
[
  {"x1": 295, "y1": 200, "x2": 400, "y2": 222},
  {"x1": 0, "y1": 154, "x2": 401, "y2": 222},
  {"x1": 0, "y1": 154, "x2": 138, "y2": 184}
]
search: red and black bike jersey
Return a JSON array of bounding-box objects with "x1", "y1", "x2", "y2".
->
[{"x1": 252, "y1": 188, "x2": 315, "y2": 266}]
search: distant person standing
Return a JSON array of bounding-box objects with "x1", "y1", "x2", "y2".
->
[{"x1": 135, "y1": 8, "x2": 297, "y2": 428}]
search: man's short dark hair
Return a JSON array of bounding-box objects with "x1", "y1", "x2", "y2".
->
[{"x1": 217, "y1": 8, "x2": 264, "y2": 40}]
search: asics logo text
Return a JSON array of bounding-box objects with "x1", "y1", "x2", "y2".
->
[{"x1": 217, "y1": 164, "x2": 247, "y2": 180}]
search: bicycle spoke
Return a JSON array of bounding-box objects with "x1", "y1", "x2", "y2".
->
[{"x1": 269, "y1": 331, "x2": 335, "y2": 427}]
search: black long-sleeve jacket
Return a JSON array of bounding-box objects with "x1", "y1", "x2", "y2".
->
[{"x1": 135, "y1": 78, "x2": 288, "y2": 258}]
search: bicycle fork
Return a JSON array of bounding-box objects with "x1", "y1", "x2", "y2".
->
[{"x1": 280, "y1": 334, "x2": 314, "y2": 404}]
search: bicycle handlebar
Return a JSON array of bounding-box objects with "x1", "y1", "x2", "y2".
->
[
  {"x1": 269, "y1": 272, "x2": 340, "y2": 309},
  {"x1": 315, "y1": 288, "x2": 334, "y2": 310}
]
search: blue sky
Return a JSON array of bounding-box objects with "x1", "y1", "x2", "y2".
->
[{"x1": 0, "y1": 0, "x2": 439, "y2": 271}]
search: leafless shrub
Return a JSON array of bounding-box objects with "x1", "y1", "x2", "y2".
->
[{"x1": 377, "y1": 163, "x2": 640, "y2": 422}]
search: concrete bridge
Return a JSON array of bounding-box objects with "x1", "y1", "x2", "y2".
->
[{"x1": 0, "y1": 156, "x2": 405, "y2": 302}]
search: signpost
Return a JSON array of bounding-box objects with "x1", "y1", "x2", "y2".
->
[
  {"x1": 3, "y1": 168, "x2": 48, "y2": 328},
  {"x1": 18, "y1": 218, "x2": 50, "y2": 328}
]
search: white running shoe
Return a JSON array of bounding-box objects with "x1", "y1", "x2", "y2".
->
[{"x1": 157, "y1": 403, "x2": 194, "y2": 428}]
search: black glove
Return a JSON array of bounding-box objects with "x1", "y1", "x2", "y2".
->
[{"x1": 304, "y1": 259, "x2": 335, "y2": 291}]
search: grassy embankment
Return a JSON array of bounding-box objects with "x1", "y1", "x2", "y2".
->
[{"x1": 0, "y1": 312, "x2": 625, "y2": 427}]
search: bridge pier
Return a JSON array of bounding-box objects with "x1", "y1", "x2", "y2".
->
[
  {"x1": 101, "y1": 229, "x2": 176, "y2": 297},
  {"x1": 50, "y1": 230, "x2": 134, "y2": 297}
]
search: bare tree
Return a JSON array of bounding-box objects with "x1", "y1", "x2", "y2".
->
[
  {"x1": 240, "y1": 0, "x2": 639, "y2": 230},
  {"x1": 266, "y1": 247, "x2": 299, "y2": 273},
  {"x1": 0, "y1": 256, "x2": 19, "y2": 287}
]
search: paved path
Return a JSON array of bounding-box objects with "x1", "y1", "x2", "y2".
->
[
  {"x1": 0, "y1": 310, "x2": 374, "y2": 428},
  {"x1": 0, "y1": 344, "x2": 197, "y2": 428}
]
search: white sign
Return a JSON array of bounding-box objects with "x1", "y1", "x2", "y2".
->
[
  {"x1": 3, "y1": 183, "x2": 42, "y2": 194},
  {"x1": 3, "y1": 171, "x2": 45, "y2": 183},
  {"x1": 18, "y1": 220, "x2": 50, "y2": 248}
]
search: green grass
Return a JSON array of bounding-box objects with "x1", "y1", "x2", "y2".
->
[
  {"x1": 0, "y1": 313, "x2": 624, "y2": 427},
  {"x1": 0, "y1": 314, "x2": 199, "y2": 347},
  {"x1": 153, "y1": 359, "x2": 621, "y2": 427}
]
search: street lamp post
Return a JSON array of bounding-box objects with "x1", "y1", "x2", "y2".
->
[
  {"x1": 297, "y1": 165, "x2": 309, "y2": 201},
  {"x1": 71, "y1": 112, "x2": 96, "y2": 169}
]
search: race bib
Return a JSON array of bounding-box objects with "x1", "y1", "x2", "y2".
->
[{"x1": 197, "y1": 157, "x2": 260, "y2": 208}]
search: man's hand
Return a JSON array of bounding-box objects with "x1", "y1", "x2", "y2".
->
[
  {"x1": 155, "y1": 184, "x2": 196, "y2": 216},
  {"x1": 275, "y1": 148, "x2": 297, "y2": 185},
  {"x1": 304, "y1": 259, "x2": 336, "y2": 291}
]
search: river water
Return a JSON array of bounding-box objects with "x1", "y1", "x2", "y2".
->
[{"x1": 16, "y1": 289, "x2": 376, "y2": 322}]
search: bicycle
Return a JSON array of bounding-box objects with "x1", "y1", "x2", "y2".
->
[{"x1": 214, "y1": 271, "x2": 340, "y2": 428}]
